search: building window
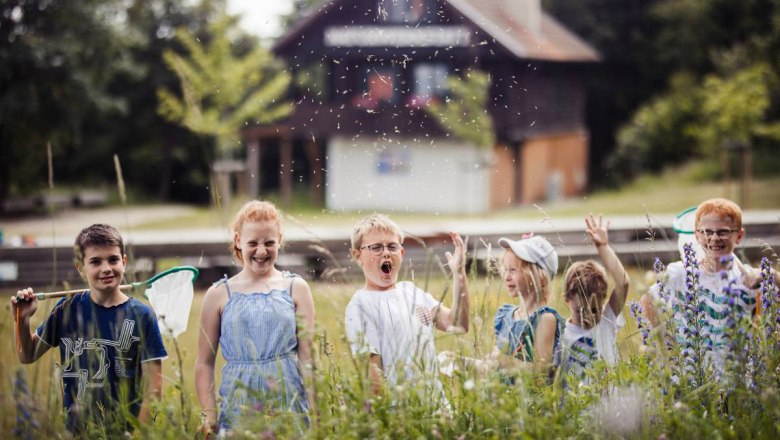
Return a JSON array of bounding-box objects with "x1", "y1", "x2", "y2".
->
[
  {"x1": 378, "y1": 0, "x2": 425, "y2": 23},
  {"x1": 352, "y1": 68, "x2": 397, "y2": 109},
  {"x1": 408, "y1": 63, "x2": 447, "y2": 108}
]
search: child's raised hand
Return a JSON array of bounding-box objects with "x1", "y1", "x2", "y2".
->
[
  {"x1": 11, "y1": 287, "x2": 38, "y2": 321},
  {"x1": 585, "y1": 213, "x2": 610, "y2": 248},
  {"x1": 445, "y1": 232, "x2": 466, "y2": 273},
  {"x1": 733, "y1": 257, "x2": 762, "y2": 289}
]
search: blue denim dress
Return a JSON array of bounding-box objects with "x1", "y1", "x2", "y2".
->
[
  {"x1": 216, "y1": 273, "x2": 309, "y2": 430},
  {"x1": 494, "y1": 304, "x2": 565, "y2": 362}
]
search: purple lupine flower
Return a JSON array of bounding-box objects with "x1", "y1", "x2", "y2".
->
[
  {"x1": 678, "y1": 243, "x2": 709, "y2": 387},
  {"x1": 629, "y1": 300, "x2": 650, "y2": 346},
  {"x1": 653, "y1": 257, "x2": 672, "y2": 309}
]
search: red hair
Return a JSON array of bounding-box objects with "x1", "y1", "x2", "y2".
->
[
  {"x1": 695, "y1": 198, "x2": 743, "y2": 229},
  {"x1": 230, "y1": 200, "x2": 282, "y2": 262}
]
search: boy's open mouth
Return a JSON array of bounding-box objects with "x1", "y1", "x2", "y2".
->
[{"x1": 381, "y1": 261, "x2": 392, "y2": 274}]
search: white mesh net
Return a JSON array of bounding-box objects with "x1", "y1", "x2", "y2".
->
[
  {"x1": 145, "y1": 269, "x2": 195, "y2": 338},
  {"x1": 673, "y1": 208, "x2": 704, "y2": 261}
]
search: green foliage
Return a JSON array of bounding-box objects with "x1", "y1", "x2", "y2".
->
[
  {"x1": 608, "y1": 74, "x2": 703, "y2": 180},
  {"x1": 608, "y1": 0, "x2": 780, "y2": 182},
  {"x1": 612, "y1": 60, "x2": 780, "y2": 181},
  {"x1": 157, "y1": 13, "x2": 292, "y2": 156},
  {"x1": 279, "y1": 0, "x2": 327, "y2": 30},
  {"x1": 424, "y1": 70, "x2": 495, "y2": 149},
  {"x1": 696, "y1": 63, "x2": 779, "y2": 153},
  {"x1": 0, "y1": 0, "x2": 133, "y2": 200}
]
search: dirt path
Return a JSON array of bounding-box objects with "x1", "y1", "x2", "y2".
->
[{"x1": 0, "y1": 205, "x2": 198, "y2": 241}]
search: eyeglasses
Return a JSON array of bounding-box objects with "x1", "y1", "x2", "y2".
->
[
  {"x1": 359, "y1": 243, "x2": 403, "y2": 255},
  {"x1": 697, "y1": 229, "x2": 739, "y2": 238}
]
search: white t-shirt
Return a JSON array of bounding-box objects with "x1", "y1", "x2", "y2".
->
[
  {"x1": 345, "y1": 281, "x2": 445, "y2": 397},
  {"x1": 648, "y1": 258, "x2": 757, "y2": 374},
  {"x1": 561, "y1": 306, "x2": 625, "y2": 378}
]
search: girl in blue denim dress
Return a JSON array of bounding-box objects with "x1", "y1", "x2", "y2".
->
[
  {"x1": 492, "y1": 235, "x2": 564, "y2": 377},
  {"x1": 195, "y1": 201, "x2": 315, "y2": 434}
]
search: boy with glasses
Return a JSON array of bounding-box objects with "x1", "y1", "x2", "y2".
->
[
  {"x1": 345, "y1": 214, "x2": 469, "y2": 406},
  {"x1": 641, "y1": 198, "x2": 778, "y2": 375}
]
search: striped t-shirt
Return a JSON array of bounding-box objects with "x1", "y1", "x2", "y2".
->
[{"x1": 649, "y1": 258, "x2": 757, "y2": 373}]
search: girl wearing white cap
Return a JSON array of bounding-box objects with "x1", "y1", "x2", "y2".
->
[
  {"x1": 438, "y1": 234, "x2": 564, "y2": 379},
  {"x1": 491, "y1": 234, "x2": 565, "y2": 378}
]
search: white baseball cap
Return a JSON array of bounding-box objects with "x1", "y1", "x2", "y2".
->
[{"x1": 498, "y1": 235, "x2": 558, "y2": 281}]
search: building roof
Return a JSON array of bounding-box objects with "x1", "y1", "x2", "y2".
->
[
  {"x1": 274, "y1": 0, "x2": 600, "y2": 62},
  {"x1": 448, "y1": 0, "x2": 600, "y2": 62}
]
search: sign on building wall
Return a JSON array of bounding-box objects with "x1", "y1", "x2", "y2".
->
[
  {"x1": 376, "y1": 149, "x2": 412, "y2": 174},
  {"x1": 324, "y1": 26, "x2": 472, "y2": 48}
]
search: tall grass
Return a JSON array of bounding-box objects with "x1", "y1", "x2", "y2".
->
[{"x1": 3, "y1": 237, "x2": 778, "y2": 438}]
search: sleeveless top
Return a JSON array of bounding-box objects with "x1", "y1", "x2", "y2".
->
[
  {"x1": 215, "y1": 272, "x2": 308, "y2": 430},
  {"x1": 493, "y1": 304, "x2": 565, "y2": 362}
]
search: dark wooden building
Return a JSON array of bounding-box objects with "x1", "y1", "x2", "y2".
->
[{"x1": 243, "y1": 0, "x2": 599, "y2": 213}]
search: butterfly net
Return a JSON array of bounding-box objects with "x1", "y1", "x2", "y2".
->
[
  {"x1": 673, "y1": 206, "x2": 703, "y2": 261},
  {"x1": 144, "y1": 268, "x2": 196, "y2": 338}
]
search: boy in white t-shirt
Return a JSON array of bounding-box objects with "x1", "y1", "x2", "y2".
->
[
  {"x1": 559, "y1": 214, "x2": 630, "y2": 380},
  {"x1": 344, "y1": 214, "x2": 469, "y2": 404}
]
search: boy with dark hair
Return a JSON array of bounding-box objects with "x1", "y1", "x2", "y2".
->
[{"x1": 11, "y1": 224, "x2": 167, "y2": 434}]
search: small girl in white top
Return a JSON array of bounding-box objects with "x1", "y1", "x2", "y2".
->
[{"x1": 559, "y1": 214, "x2": 630, "y2": 380}]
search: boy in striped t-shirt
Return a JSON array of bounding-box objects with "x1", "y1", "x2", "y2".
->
[
  {"x1": 641, "y1": 198, "x2": 777, "y2": 375},
  {"x1": 559, "y1": 214, "x2": 630, "y2": 381}
]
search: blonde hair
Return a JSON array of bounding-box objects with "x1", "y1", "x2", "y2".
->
[
  {"x1": 695, "y1": 198, "x2": 743, "y2": 229},
  {"x1": 350, "y1": 213, "x2": 404, "y2": 251},
  {"x1": 564, "y1": 260, "x2": 608, "y2": 329},
  {"x1": 230, "y1": 200, "x2": 282, "y2": 262},
  {"x1": 502, "y1": 250, "x2": 550, "y2": 303}
]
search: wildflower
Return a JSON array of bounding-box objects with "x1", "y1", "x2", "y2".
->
[
  {"x1": 629, "y1": 300, "x2": 650, "y2": 346},
  {"x1": 463, "y1": 379, "x2": 475, "y2": 391}
]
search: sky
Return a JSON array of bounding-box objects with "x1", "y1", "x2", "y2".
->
[{"x1": 226, "y1": 0, "x2": 295, "y2": 39}]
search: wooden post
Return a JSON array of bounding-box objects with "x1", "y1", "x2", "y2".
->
[
  {"x1": 280, "y1": 137, "x2": 293, "y2": 207},
  {"x1": 722, "y1": 147, "x2": 730, "y2": 200},
  {"x1": 741, "y1": 142, "x2": 751, "y2": 209},
  {"x1": 304, "y1": 140, "x2": 323, "y2": 205},
  {"x1": 246, "y1": 138, "x2": 260, "y2": 199}
]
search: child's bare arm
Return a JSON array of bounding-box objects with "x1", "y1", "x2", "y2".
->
[
  {"x1": 640, "y1": 292, "x2": 661, "y2": 328},
  {"x1": 138, "y1": 359, "x2": 163, "y2": 423},
  {"x1": 368, "y1": 354, "x2": 384, "y2": 396},
  {"x1": 292, "y1": 277, "x2": 316, "y2": 410},
  {"x1": 11, "y1": 288, "x2": 50, "y2": 363},
  {"x1": 194, "y1": 285, "x2": 223, "y2": 432},
  {"x1": 532, "y1": 313, "x2": 559, "y2": 366},
  {"x1": 436, "y1": 232, "x2": 470, "y2": 333},
  {"x1": 585, "y1": 214, "x2": 630, "y2": 316}
]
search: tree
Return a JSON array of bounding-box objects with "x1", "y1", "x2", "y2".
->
[
  {"x1": 0, "y1": 0, "x2": 132, "y2": 204},
  {"x1": 279, "y1": 0, "x2": 327, "y2": 30},
  {"x1": 609, "y1": 0, "x2": 780, "y2": 181},
  {"x1": 424, "y1": 69, "x2": 495, "y2": 149},
  {"x1": 157, "y1": 10, "x2": 292, "y2": 206},
  {"x1": 158, "y1": 13, "x2": 292, "y2": 156}
]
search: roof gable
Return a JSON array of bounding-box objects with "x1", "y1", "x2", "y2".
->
[{"x1": 273, "y1": 0, "x2": 599, "y2": 62}]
